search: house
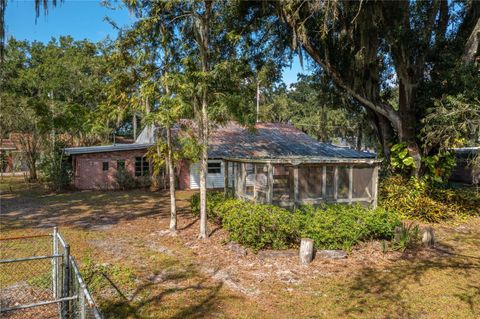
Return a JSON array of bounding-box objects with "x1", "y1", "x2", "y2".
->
[
  {"x1": 0, "y1": 133, "x2": 27, "y2": 173},
  {"x1": 65, "y1": 122, "x2": 380, "y2": 206},
  {"x1": 449, "y1": 147, "x2": 480, "y2": 185}
]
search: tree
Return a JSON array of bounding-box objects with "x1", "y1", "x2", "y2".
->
[
  {"x1": 241, "y1": 0, "x2": 480, "y2": 177},
  {"x1": 1, "y1": 37, "x2": 111, "y2": 180}
]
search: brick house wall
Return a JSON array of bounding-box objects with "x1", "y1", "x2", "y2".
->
[
  {"x1": 72, "y1": 149, "x2": 194, "y2": 190},
  {"x1": 177, "y1": 160, "x2": 190, "y2": 190},
  {"x1": 72, "y1": 149, "x2": 149, "y2": 190}
]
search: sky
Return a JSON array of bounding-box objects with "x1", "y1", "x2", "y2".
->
[{"x1": 5, "y1": 0, "x2": 305, "y2": 86}]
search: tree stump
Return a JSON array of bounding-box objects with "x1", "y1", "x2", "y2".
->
[
  {"x1": 422, "y1": 227, "x2": 435, "y2": 247},
  {"x1": 299, "y1": 238, "x2": 314, "y2": 265}
]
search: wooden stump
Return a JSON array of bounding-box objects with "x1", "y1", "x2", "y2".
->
[
  {"x1": 299, "y1": 238, "x2": 314, "y2": 265},
  {"x1": 422, "y1": 227, "x2": 435, "y2": 247}
]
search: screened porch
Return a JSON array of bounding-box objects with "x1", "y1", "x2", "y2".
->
[{"x1": 224, "y1": 158, "x2": 380, "y2": 208}]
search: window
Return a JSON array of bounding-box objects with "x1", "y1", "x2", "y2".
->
[
  {"x1": 208, "y1": 162, "x2": 221, "y2": 174},
  {"x1": 135, "y1": 157, "x2": 150, "y2": 176},
  {"x1": 102, "y1": 162, "x2": 109, "y2": 171},
  {"x1": 117, "y1": 160, "x2": 125, "y2": 170}
]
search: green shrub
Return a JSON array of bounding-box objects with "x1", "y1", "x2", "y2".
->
[
  {"x1": 115, "y1": 168, "x2": 138, "y2": 190},
  {"x1": 390, "y1": 223, "x2": 420, "y2": 251},
  {"x1": 189, "y1": 192, "x2": 226, "y2": 222},
  {"x1": 39, "y1": 141, "x2": 72, "y2": 191},
  {"x1": 379, "y1": 175, "x2": 478, "y2": 222},
  {"x1": 190, "y1": 193, "x2": 402, "y2": 252},
  {"x1": 218, "y1": 199, "x2": 300, "y2": 251},
  {"x1": 298, "y1": 205, "x2": 401, "y2": 251}
]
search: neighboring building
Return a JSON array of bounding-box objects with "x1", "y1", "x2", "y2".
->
[
  {"x1": 450, "y1": 147, "x2": 480, "y2": 185},
  {"x1": 0, "y1": 133, "x2": 27, "y2": 173},
  {"x1": 65, "y1": 122, "x2": 380, "y2": 206}
]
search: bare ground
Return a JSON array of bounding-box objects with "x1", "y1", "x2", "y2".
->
[{"x1": 1, "y1": 177, "x2": 480, "y2": 318}]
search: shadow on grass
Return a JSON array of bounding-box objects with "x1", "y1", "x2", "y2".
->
[
  {"x1": 0, "y1": 178, "x2": 195, "y2": 232},
  {"x1": 83, "y1": 259, "x2": 240, "y2": 319},
  {"x1": 342, "y1": 243, "x2": 480, "y2": 317}
]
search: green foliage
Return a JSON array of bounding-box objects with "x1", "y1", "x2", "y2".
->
[
  {"x1": 189, "y1": 192, "x2": 226, "y2": 223},
  {"x1": 390, "y1": 223, "x2": 420, "y2": 252},
  {"x1": 390, "y1": 143, "x2": 416, "y2": 172},
  {"x1": 421, "y1": 151, "x2": 456, "y2": 184},
  {"x1": 190, "y1": 194, "x2": 401, "y2": 251},
  {"x1": 218, "y1": 200, "x2": 299, "y2": 251},
  {"x1": 297, "y1": 205, "x2": 401, "y2": 251},
  {"x1": 115, "y1": 168, "x2": 138, "y2": 190},
  {"x1": 39, "y1": 141, "x2": 72, "y2": 191},
  {"x1": 379, "y1": 176, "x2": 480, "y2": 222}
]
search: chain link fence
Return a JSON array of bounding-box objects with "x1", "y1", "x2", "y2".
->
[{"x1": 0, "y1": 229, "x2": 102, "y2": 319}]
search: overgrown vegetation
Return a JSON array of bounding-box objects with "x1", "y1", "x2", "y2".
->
[
  {"x1": 190, "y1": 194, "x2": 401, "y2": 251},
  {"x1": 114, "y1": 168, "x2": 138, "y2": 190},
  {"x1": 39, "y1": 141, "x2": 72, "y2": 191},
  {"x1": 379, "y1": 176, "x2": 480, "y2": 222}
]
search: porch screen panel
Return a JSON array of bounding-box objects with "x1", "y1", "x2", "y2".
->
[
  {"x1": 337, "y1": 167, "x2": 350, "y2": 199},
  {"x1": 298, "y1": 165, "x2": 323, "y2": 199},
  {"x1": 253, "y1": 163, "x2": 268, "y2": 203},
  {"x1": 273, "y1": 164, "x2": 292, "y2": 202},
  {"x1": 352, "y1": 166, "x2": 374, "y2": 199},
  {"x1": 245, "y1": 163, "x2": 255, "y2": 196},
  {"x1": 325, "y1": 166, "x2": 335, "y2": 200}
]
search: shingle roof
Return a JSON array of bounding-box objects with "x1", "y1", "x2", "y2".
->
[{"x1": 207, "y1": 122, "x2": 375, "y2": 159}]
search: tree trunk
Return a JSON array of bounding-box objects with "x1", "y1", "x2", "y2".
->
[
  {"x1": 197, "y1": 0, "x2": 212, "y2": 240},
  {"x1": 199, "y1": 89, "x2": 209, "y2": 239},
  {"x1": 133, "y1": 112, "x2": 137, "y2": 140},
  {"x1": 463, "y1": 17, "x2": 480, "y2": 62},
  {"x1": 166, "y1": 127, "x2": 177, "y2": 232},
  {"x1": 299, "y1": 238, "x2": 314, "y2": 265},
  {"x1": 398, "y1": 79, "x2": 422, "y2": 177},
  {"x1": 356, "y1": 125, "x2": 362, "y2": 151}
]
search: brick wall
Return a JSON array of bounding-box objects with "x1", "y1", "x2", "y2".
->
[
  {"x1": 73, "y1": 149, "x2": 148, "y2": 190},
  {"x1": 177, "y1": 160, "x2": 190, "y2": 190},
  {"x1": 72, "y1": 149, "x2": 193, "y2": 190}
]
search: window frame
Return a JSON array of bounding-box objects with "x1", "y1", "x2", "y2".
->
[
  {"x1": 102, "y1": 161, "x2": 109, "y2": 172},
  {"x1": 135, "y1": 156, "x2": 150, "y2": 177},
  {"x1": 207, "y1": 162, "x2": 222, "y2": 174}
]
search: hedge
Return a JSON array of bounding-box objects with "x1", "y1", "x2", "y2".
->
[{"x1": 190, "y1": 193, "x2": 401, "y2": 251}]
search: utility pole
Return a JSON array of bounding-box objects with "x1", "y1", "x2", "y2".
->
[{"x1": 256, "y1": 80, "x2": 260, "y2": 123}]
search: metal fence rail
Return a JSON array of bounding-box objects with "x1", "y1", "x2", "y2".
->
[{"x1": 0, "y1": 228, "x2": 102, "y2": 319}]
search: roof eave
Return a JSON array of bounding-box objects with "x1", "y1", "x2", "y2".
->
[{"x1": 222, "y1": 156, "x2": 382, "y2": 165}]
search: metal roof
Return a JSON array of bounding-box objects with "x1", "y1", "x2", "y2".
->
[
  {"x1": 64, "y1": 122, "x2": 376, "y2": 161},
  {"x1": 207, "y1": 122, "x2": 375, "y2": 160},
  {"x1": 64, "y1": 143, "x2": 153, "y2": 155}
]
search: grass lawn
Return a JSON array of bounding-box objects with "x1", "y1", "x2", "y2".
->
[{"x1": 1, "y1": 176, "x2": 480, "y2": 318}]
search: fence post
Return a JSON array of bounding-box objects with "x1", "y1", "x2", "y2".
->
[
  {"x1": 62, "y1": 244, "x2": 70, "y2": 319},
  {"x1": 52, "y1": 227, "x2": 58, "y2": 299},
  {"x1": 79, "y1": 284, "x2": 86, "y2": 319}
]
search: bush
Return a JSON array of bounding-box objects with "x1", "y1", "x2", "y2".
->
[
  {"x1": 115, "y1": 168, "x2": 138, "y2": 190},
  {"x1": 218, "y1": 199, "x2": 300, "y2": 251},
  {"x1": 390, "y1": 223, "x2": 420, "y2": 252},
  {"x1": 379, "y1": 175, "x2": 479, "y2": 222},
  {"x1": 39, "y1": 142, "x2": 72, "y2": 191},
  {"x1": 189, "y1": 192, "x2": 226, "y2": 222},
  {"x1": 190, "y1": 193, "x2": 402, "y2": 252},
  {"x1": 298, "y1": 205, "x2": 401, "y2": 250}
]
